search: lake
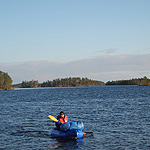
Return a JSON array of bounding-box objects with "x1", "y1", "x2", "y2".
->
[{"x1": 0, "y1": 86, "x2": 150, "y2": 150}]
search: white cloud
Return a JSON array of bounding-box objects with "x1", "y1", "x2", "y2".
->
[{"x1": 0, "y1": 53, "x2": 150, "y2": 84}]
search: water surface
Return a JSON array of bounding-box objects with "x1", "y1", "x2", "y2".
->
[{"x1": 0, "y1": 86, "x2": 150, "y2": 149}]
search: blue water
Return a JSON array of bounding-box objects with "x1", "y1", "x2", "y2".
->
[{"x1": 0, "y1": 86, "x2": 150, "y2": 150}]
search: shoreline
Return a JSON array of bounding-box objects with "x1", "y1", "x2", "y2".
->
[{"x1": 0, "y1": 87, "x2": 14, "y2": 91}]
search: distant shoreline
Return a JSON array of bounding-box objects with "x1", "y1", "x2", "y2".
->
[
  {"x1": 1, "y1": 84, "x2": 150, "y2": 91},
  {"x1": 11, "y1": 84, "x2": 150, "y2": 90},
  {"x1": 12, "y1": 76, "x2": 150, "y2": 89},
  {"x1": 1, "y1": 76, "x2": 149, "y2": 90},
  {"x1": 0, "y1": 87, "x2": 14, "y2": 91}
]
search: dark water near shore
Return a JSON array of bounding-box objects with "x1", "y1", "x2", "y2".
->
[{"x1": 0, "y1": 86, "x2": 150, "y2": 150}]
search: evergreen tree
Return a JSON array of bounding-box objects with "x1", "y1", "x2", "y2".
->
[
  {"x1": 0, "y1": 71, "x2": 13, "y2": 90},
  {"x1": 21, "y1": 80, "x2": 39, "y2": 88}
]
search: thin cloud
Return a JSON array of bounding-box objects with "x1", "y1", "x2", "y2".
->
[
  {"x1": 96, "y1": 48, "x2": 117, "y2": 54},
  {"x1": 0, "y1": 53, "x2": 150, "y2": 83},
  {"x1": 143, "y1": 48, "x2": 150, "y2": 51}
]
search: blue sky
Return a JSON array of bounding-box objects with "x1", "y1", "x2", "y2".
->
[{"x1": 0, "y1": 0, "x2": 150, "y2": 83}]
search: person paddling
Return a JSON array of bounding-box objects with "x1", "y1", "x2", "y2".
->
[{"x1": 55, "y1": 111, "x2": 69, "y2": 130}]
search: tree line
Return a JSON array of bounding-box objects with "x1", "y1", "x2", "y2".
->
[
  {"x1": 20, "y1": 77, "x2": 105, "y2": 88},
  {"x1": 21, "y1": 80, "x2": 39, "y2": 88},
  {"x1": 1, "y1": 70, "x2": 149, "y2": 89},
  {"x1": 41, "y1": 77, "x2": 105, "y2": 87},
  {"x1": 106, "y1": 76, "x2": 150, "y2": 86},
  {"x1": 0, "y1": 71, "x2": 13, "y2": 90}
]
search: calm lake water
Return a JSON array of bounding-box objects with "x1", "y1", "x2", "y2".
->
[{"x1": 0, "y1": 86, "x2": 150, "y2": 150}]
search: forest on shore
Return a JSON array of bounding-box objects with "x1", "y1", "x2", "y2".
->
[
  {"x1": 1, "y1": 70, "x2": 150, "y2": 90},
  {"x1": 20, "y1": 77, "x2": 105, "y2": 88},
  {"x1": 106, "y1": 76, "x2": 150, "y2": 86},
  {"x1": 16, "y1": 76, "x2": 150, "y2": 88},
  {"x1": 0, "y1": 71, "x2": 13, "y2": 90}
]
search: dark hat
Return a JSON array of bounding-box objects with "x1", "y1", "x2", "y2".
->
[{"x1": 60, "y1": 111, "x2": 65, "y2": 115}]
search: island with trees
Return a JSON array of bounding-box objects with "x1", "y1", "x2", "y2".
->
[
  {"x1": 0, "y1": 71, "x2": 13, "y2": 90},
  {"x1": 20, "y1": 77, "x2": 105, "y2": 88},
  {"x1": 106, "y1": 76, "x2": 150, "y2": 86}
]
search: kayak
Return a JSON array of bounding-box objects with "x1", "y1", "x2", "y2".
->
[{"x1": 51, "y1": 128, "x2": 83, "y2": 138}]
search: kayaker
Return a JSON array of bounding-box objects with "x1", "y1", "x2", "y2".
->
[{"x1": 55, "y1": 111, "x2": 69, "y2": 130}]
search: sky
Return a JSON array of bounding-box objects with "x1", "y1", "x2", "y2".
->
[{"x1": 0, "y1": 0, "x2": 150, "y2": 84}]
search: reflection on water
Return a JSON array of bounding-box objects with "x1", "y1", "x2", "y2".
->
[
  {"x1": 47, "y1": 138, "x2": 84, "y2": 150},
  {"x1": 11, "y1": 129, "x2": 85, "y2": 149}
]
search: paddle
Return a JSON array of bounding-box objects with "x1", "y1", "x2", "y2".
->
[
  {"x1": 48, "y1": 115, "x2": 59, "y2": 122},
  {"x1": 83, "y1": 132, "x2": 93, "y2": 135},
  {"x1": 48, "y1": 114, "x2": 92, "y2": 135}
]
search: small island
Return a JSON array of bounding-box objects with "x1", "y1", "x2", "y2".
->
[
  {"x1": 18, "y1": 77, "x2": 105, "y2": 88},
  {"x1": 106, "y1": 76, "x2": 150, "y2": 86}
]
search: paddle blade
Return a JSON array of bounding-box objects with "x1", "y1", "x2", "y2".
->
[
  {"x1": 83, "y1": 132, "x2": 93, "y2": 135},
  {"x1": 48, "y1": 115, "x2": 58, "y2": 122}
]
